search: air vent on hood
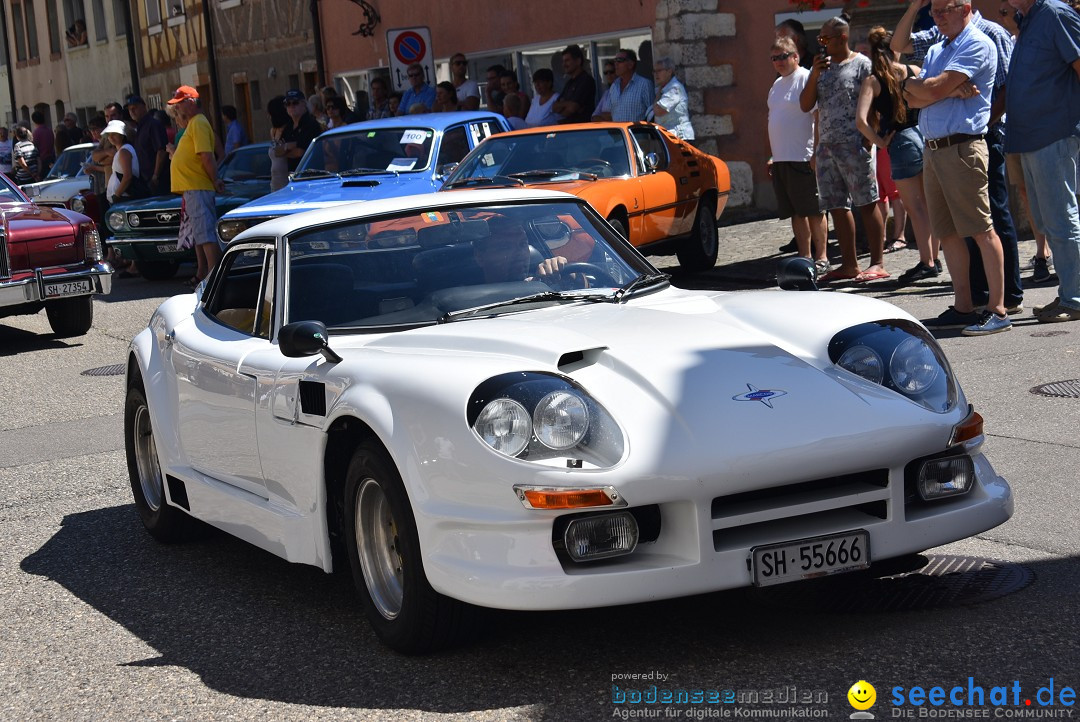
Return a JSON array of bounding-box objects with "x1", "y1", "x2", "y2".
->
[
  {"x1": 341, "y1": 180, "x2": 381, "y2": 188},
  {"x1": 558, "y1": 347, "x2": 606, "y2": 372}
]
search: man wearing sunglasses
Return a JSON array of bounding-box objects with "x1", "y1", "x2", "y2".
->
[
  {"x1": 592, "y1": 49, "x2": 653, "y2": 123},
  {"x1": 399, "y1": 63, "x2": 436, "y2": 115},
  {"x1": 279, "y1": 89, "x2": 322, "y2": 172},
  {"x1": 902, "y1": 0, "x2": 1011, "y2": 335},
  {"x1": 450, "y1": 54, "x2": 481, "y2": 111}
]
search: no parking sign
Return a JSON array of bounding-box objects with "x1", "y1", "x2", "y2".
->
[{"x1": 387, "y1": 27, "x2": 434, "y2": 92}]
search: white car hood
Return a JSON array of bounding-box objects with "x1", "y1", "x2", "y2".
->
[{"x1": 22, "y1": 176, "x2": 89, "y2": 202}]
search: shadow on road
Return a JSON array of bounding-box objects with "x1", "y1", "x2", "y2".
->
[{"x1": 20, "y1": 504, "x2": 1080, "y2": 717}]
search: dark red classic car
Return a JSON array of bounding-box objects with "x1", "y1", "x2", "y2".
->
[{"x1": 0, "y1": 172, "x2": 111, "y2": 337}]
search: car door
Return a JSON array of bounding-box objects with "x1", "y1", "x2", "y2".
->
[
  {"x1": 628, "y1": 125, "x2": 696, "y2": 242},
  {"x1": 169, "y1": 244, "x2": 275, "y2": 497}
]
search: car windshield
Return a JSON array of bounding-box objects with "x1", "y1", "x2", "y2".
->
[
  {"x1": 447, "y1": 128, "x2": 633, "y2": 183},
  {"x1": 285, "y1": 199, "x2": 657, "y2": 330},
  {"x1": 46, "y1": 146, "x2": 91, "y2": 180},
  {"x1": 0, "y1": 172, "x2": 25, "y2": 202},
  {"x1": 220, "y1": 145, "x2": 272, "y2": 182},
  {"x1": 296, "y1": 127, "x2": 435, "y2": 177}
]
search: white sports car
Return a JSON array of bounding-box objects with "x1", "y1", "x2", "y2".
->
[{"x1": 125, "y1": 189, "x2": 1012, "y2": 653}]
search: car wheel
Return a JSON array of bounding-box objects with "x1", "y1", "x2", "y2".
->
[
  {"x1": 676, "y1": 198, "x2": 719, "y2": 272},
  {"x1": 124, "y1": 383, "x2": 192, "y2": 542},
  {"x1": 136, "y1": 260, "x2": 180, "y2": 281},
  {"x1": 344, "y1": 441, "x2": 476, "y2": 653},
  {"x1": 606, "y1": 215, "x2": 627, "y2": 240},
  {"x1": 45, "y1": 295, "x2": 93, "y2": 337}
]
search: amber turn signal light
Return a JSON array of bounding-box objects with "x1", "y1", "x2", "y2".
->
[
  {"x1": 950, "y1": 408, "x2": 984, "y2": 446},
  {"x1": 515, "y1": 486, "x2": 624, "y2": 510}
]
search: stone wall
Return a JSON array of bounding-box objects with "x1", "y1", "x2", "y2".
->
[{"x1": 654, "y1": 0, "x2": 752, "y2": 208}]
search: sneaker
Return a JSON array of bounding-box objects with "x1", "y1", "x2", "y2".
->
[
  {"x1": 1031, "y1": 257, "x2": 1053, "y2": 283},
  {"x1": 934, "y1": 259, "x2": 943, "y2": 274},
  {"x1": 897, "y1": 261, "x2": 940, "y2": 283},
  {"x1": 962, "y1": 311, "x2": 1013, "y2": 336},
  {"x1": 924, "y1": 306, "x2": 980, "y2": 329},
  {"x1": 1005, "y1": 303, "x2": 1024, "y2": 315},
  {"x1": 1036, "y1": 304, "x2": 1080, "y2": 323},
  {"x1": 778, "y1": 237, "x2": 798, "y2": 253}
]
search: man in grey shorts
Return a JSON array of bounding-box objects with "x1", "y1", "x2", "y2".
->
[
  {"x1": 768, "y1": 36, "x2": 828, "y2": 273},
  {"x1": 800, "y1": 16, "x2": 888, "y2": 282}
]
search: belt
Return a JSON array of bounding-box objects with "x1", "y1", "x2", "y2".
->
[{"x1": 925, "y1": 133, "x2": 984, "y2": 151}]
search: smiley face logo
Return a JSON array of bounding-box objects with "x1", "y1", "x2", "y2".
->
[{"x1": 848, "y1": 680, "x2": 876, "y2": 711}]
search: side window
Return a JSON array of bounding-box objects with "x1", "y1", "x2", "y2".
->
[
  {"x1": 205, "y1": 247, "x2": 272, "y2": 337},
  {"x1": 467, "y1": 120, "x2": 498, "y2": 147},
  {"x1": 436, "y1": 126, "x2": 470, "y2": 169},
  {"x1": 630, "y1": 127, "x2": 669, "y2": 172}
]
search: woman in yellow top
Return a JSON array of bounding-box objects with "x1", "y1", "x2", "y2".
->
[{"x1": 168, "y1": 86, "x2": 225, "y2": 286}]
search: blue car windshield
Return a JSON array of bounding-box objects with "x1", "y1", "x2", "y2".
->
[
  {"x1": 449, "y1": 128, "x2": 632, "y2": 181},
  {"x1": 284, "y1": 200, "x2": 656, "y2": 330},
  {"x1": 297, "y1": 127, "x2": 435, "y2": 175}
]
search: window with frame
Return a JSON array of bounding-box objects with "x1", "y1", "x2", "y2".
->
[
  {"x1": 205, "y1": 247, "x2": 274, "y2": 338},
  {"x1": 46, "y1": 0, "x2": 62, "y2": 54},
  {"x1": 25, "y1": 1, "x2": 40, "y2": 58},
  {"x1": 629, "y1": 126, "x2": 669, "y2": 172},
  {"x1": 62, "y1": 0, "x2": 87, "y2": 47},
  {"x1": 144, "y1": 0, "x2": 161, "y2": 28},
  {"x1": 112, "y1": 0, "x2": 126, "y2": 35},
  {"x1": 91, "y1": 0, "x2": 107, "y2": 41},
  {"x1": 436, "y1": 126, "x2": 470, "y2": 170},
  {"x1": 12, "y1": 4, "x2": 28, "y2": 62}
]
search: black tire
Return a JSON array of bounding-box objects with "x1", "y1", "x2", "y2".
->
[
  {"x1": 606, "y1": 215, "x2": 627, "y2": 241},
  {"x1": 124, "y1": 383, "x2": 192, "y2": 542},
  {"x1": 676, "y1": 198, "x2": 719, "y2": 272},
  {"x1": 136, "y1": 260, "x2": 180, "y2": 281},
  {"x1": 344, "y1": 441, "x2": 477, "y2": 653},
  {"x1": 45, "y1": 295, "x2": 93, "y2": 337}
]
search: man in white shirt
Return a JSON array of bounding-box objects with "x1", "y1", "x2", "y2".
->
[
  {"x1": 450, "y1": 53, "x2": 481, "y2": 111},
  {"x1": 767, "y1": 36, "x2": 828, "y2": 271}
]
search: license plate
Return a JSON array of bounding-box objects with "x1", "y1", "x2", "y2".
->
[
  {"x1": 43, "y1": 279, "x2": 92, "y2": 298},
  {"x1": 751, "y1": 530, "x2": 869, "y2": 587},
  {"x1": 157, "y1": 244, "x2": 183, "y2": 254}
]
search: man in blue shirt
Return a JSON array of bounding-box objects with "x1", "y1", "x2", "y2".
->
[
  {"x1": 903, "y1": 0, "x2": 1011, "y2": 335},
  {"x1": 399, "y1": 63, "x2": 436, "y2": 115},
  {"x1": 1004, "y1": 0, "x2": 1080, "y2": 323},
  {"x1": 221, "y1": 105, "x2": 249, "y2": 155},
  {"x1": 892, "y1": 0, "x2": 1023, "y2": 316},
  {"x1": 593, "y1": 49, "x2": 654, "y2": 122}
]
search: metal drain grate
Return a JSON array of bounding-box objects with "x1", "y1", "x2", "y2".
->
[
  {"x1": 1031, "y1": 379, "x2": 1080, "y2": 399},
  {"x1": 753, "y1": 554, "x2": 1034, "y2": 612},
  {"x1": 81, "y1": 364, "x2": 126, "y2": 377}
]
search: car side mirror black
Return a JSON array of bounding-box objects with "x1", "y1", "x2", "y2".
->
[
  {"x1": 278, "y1": 320, "x2": 342, "y2": 363},
  {"x1": 777, "y1": 256, "x2": 819, "y2": 291}
]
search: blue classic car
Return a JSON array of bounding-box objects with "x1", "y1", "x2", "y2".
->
[{"x1": 215, "y1": 112, "x2": 509, "y2": 243}]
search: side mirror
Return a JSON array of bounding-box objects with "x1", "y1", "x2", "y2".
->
[
  {"x1": 776, "y1": 256, "x2": 819, "y2": 291},
  {"x1": 644, "y1": 152, "x2": 659, "y2": 172},
  {"x1": 436, "y1": 162, "x2": 459, "y2": 179},
  {"x1": 278, "y1": 320, "x2": 342, "y2": 363}
]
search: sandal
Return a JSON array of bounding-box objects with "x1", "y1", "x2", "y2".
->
[
  {"x1": 885, "y1": 239, "x2": 908, "y2": 253},
  {"x1": 819, "y1": 268, "x2": 861, "y2": 283}
]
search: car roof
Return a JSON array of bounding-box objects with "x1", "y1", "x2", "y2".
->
[
  {"x1": 232, "y1": 188, "x2": 581, "y2": 242},
  {"x1": 493, "y1": 121, "x2": 638, "y2": 138},
  {"x1": 316, "y1": 111, "x2": 506, "y2": 139}
]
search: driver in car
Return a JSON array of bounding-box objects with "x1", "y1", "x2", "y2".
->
[{"x1": 474, "y1": 216, "x2": 575, "y2": 284}]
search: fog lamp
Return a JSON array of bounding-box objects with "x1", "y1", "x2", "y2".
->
[
  {"x1": 563, "y1": 511, "x2": 638, "y2": 562},
  {"x1": 917, "y1": 455, "x2": 975, "y2": 500},
  {"x1": 128, "y1": 213, "x2": 140, "y2": 227}
]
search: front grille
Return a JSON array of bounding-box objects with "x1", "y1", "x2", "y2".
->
[
  {"x1": 711, "y1": 469, "x2": 891, "y2": 552},
  {"x1": 129, "y1": 209, "x2": 182, "y2": 230},
  {"x1": 0, "y1": 228, "x2": 9, "y2": 279}
]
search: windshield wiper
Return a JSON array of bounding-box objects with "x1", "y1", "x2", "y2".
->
[
  {"x1": 612, "y1": 273, "x2": 669, "y2": 303},
  {"x1": 506, "y1": 169, "x2": 595, "y2": 181},
  {"x1": 340, "y1": 167, "x2": 397, "y2": 177},
  {"x1": 438, "y1": 290, "x2": 607, "y2": 323},
  {"x1": 443, "y1": 175, "x2": 525, "y2": 189},
  {"x1": 292, "y1": 169, "x2": 338, "y2": 180}
]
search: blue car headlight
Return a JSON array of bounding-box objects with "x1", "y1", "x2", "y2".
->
[
  {"x1": 468, "y1": 372, "x2": 624, "y2": 467},
  {"x1": 829, "y1": 320, "x2": 957, "y2": 413}
]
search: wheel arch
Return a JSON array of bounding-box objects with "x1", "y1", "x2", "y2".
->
[{"x1": 323, "y1": 415, "x2": 386, "y2": 569}]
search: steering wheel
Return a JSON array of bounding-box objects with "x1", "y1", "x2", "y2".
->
[
  {"x1": 557, "y1": 262, "x2": 620, "y2": 289},
  {"x1": 578, "y1": 158, "x2": 613, "y2": 177}
]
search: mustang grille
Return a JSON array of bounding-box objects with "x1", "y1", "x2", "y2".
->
[
  {"x1": 711, "y1": 469, "x2": 890, "y2": 552},
  {"x1": 0, "y1": 228, "x2": 9, "y2": 279},
  {"x1": 129, "y1": 209, "x2": 182, "y2": 229}
]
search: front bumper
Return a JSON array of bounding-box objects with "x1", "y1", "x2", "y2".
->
[
  {"x1": 420, "y1": 450, "x2": 1012, "y2": 611},
  {"x1": 107, "y1": 236, "x2": 193, "y2": 262},
  {"x1": 0, "y1": 261, "x2": 113, "y2": 308}
]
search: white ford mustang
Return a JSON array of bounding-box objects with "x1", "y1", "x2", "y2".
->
[{"x1": 125, "y1": 189, "x2": 1012, "y2": 652}]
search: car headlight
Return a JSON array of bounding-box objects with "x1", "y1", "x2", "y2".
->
[
  {"x1": 218, "y1": 218, "x2": 262, "y2": 243},
  {"x1": 468, "y1": 372, "x2": 624, "y2": 467},
  {"x1": 127, "y1": 212, "x2": 140, "y2": 227},
  {"x1": 70, "y1": 194, "x2": 86, "y2": 213},
  {"x1": 107, "y1": 211, "x2": 126, "y2": 232},
  {"x1": 829, "y1": 320, "x2": 957, "y2": 413}
]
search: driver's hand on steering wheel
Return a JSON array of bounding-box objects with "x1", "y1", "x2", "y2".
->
[{"x1": 536, "y1": 255, "x2": 568, "y2": 278}]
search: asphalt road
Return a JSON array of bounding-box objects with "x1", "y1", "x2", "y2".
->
[{"x1": 1, "y1": 221, "x2": 1078, "y2": 722}]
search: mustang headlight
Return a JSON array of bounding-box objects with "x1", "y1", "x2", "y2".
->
[
  {"x1": 469, "y1": 372, "x2": 624, "y2": 467},
  {"x1": 107, "y1": 210, "x2": 126, "y2": 232},
  {"x1": 830, "y1": 320, "x2": 957, "y2": 413},
  {"x1": 127, "y1": 212, "x2": 140, "y2": 227}
]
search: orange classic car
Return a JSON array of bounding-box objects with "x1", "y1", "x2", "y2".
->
[{"x1": 441, "y1": 121, "x2": 730, "y2": 271}]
